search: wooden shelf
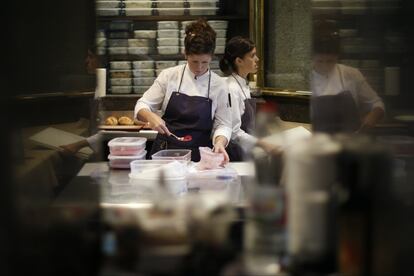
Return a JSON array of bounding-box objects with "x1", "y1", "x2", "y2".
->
[
  {"x1": 97, "y1": 15, "x2": 248, "y2": 21},
  {"x1": 101, "y1": 53, "x2": 224, "y2": 61}
]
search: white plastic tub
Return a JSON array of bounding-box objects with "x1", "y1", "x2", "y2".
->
[
  {"x1": 216, "y1": 38, "x2": 226, "y2": 46},
  {"x1": 125, "y1": 8, "x2": 153, "y2": 16},
  {"x1": 110, "y1": 61, "x2": 132, "y2": 70},
  {"x1": 132, "y1": 69, "x2": 155, "y2": 77},
  {"x1": 111, "y1": 86, "x2": 132, "y2": 94},
  {"x1": 133, "y1": 77, "x2": 156, "y2": 86},
  {"x1": 156, "y1": 2, "x2": 184, "y2": 8},
  {"x1": 188, "y1": 1, "x2": 218, "y2": 8},
  {"x1": 124, "y1": 1, "x2": 153, "y2": 8},
  {"x1": 157, "y1": 38, "x2": 179, "y2": 46},
  {"x1": 157, "y1": 29, "x2": 179, "y2": 38},
  {"x1": 158, "y1": 46, "x2": 179, "y2": 55},
  {"x1": 110, "y1": 78, "x2": 132, "y2": 86},
  {"x1": 132, "y1": 60, "x2": 155, "y2": 69},
  {"x1": 128, "y1": 38, "x2": 155, "y2": 47},
  {"x1": 96, "y1": 1, "x2": 121, "y2": 9},
  {"x1": 108, "y1": 39, "x2": 128, "y2": 47},
  {"x1": 108, "y1": 47, "x2": 128, "y2": 55},
  {"x1": 157, "y1": 21, "x2": 179, "y2": 29},
  {"x1": 133, "y1": 86, "x2": 150, "y2": 94},
  {"x1": 207, "y1": 20, "x2": 228, "y2": 29},
  {"x1": 108, "y1": 151, "x2": 147, "y2": 169},
  {"x1": 134, "y1": 30, "x2": 157, "y2": 39},
  {"x1": 214, "y1": 46, "x2": 225, "y2": 54},
  {"x1": 151, "y1": 149, "x2": 191, "y2": 163},
  {"x1": 108, "y1": 137, "x2": 147, "y2": 156},
  {"x1": 110, "y1": 70, "x2": 132, "y2": 78},
  {"x1": 128, "y1": 47, "x2": 150, "y2": 55},
  {"x1": 155, "y1": 60, "x2": 177, "y2": 69},
  {"x1": 215, "y1": 29, "x2": 227, "y2": 38},
  {"x1": 188, "y1": 7, "x2": 218, "y2": 15}
]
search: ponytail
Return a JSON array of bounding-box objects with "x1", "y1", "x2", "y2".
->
[{"x1": 219, "y1": 36, "x2": 255, "y2": 76}]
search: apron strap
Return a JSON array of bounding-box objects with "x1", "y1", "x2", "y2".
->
[
  {"x1": 178, "y1": 64, "x2": 212, "y2": 101},
  {"x1": 337, "y1": 65, "x2": 345, "y2": 91},
  {"x1": 231, "y1": 74, "x2": 248, "y2": 100},
  {"x1": 177, "y1": 64, "x2": 186, "y2": 93}
]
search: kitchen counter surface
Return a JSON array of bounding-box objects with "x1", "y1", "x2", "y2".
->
[{"x1": 54, "y1": 161, "x2": 256, "y2": 208}]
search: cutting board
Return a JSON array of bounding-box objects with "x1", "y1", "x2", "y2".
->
[
  {"x1": 98, "y1": 125, "x2": 144, "y2": 131},
  {"x1": 29, "y1": 127, "x2": 93, "y2": 159}
]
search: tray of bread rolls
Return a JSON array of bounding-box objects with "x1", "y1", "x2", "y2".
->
[{"x1": 99, "y1": 116, "x2": 150, "y2": 131}]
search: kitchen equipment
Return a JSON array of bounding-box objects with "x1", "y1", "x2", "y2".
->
[
  {"x1": 108, "y1": 151, "x2": 147, "y2": 169},
  {"x1": 108, "y1": 137, "x2": 147, "y2": 156},
  {"x1": 198, "y1": 147, "x2": 224, "y2": 170},
  {"x1": 151, "y1": 149, "x2": 191, "y2": 163}
]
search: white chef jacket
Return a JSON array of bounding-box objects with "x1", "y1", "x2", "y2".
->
[
  {"x1": 227, "y1": 74, "x2": 258, "y2": 151},
  {"x1": 134, "y1": 64, "x2": 232, "y2": 143},
  {"x1": 311, "y1": 64, "x2": 385, "y2": 115}
]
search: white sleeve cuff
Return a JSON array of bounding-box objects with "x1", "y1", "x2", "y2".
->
[{"x1": 213, "y1": 126, "x2": 232, "y2": 147}]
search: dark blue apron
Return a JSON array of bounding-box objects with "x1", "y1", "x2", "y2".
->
[
  {"x1": 227, "y1": 74, "x2": 257, "y2": 162},
  {"x1": 150, "y1": 65, "x2": 213, "y2": 162},
  {"x1": 311, "y1": 66, "x2": 361, "y2": 134}
]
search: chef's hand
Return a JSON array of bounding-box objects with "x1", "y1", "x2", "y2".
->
[
  {"x1": 213, "y1": 135, "x2": 229, "y2": 165},
  {"x1": 257, "y1": 139, "x2": 283, "y2": 157},
  {"x1": 357, "y1": 107, "x2": 385, "y2": 133},
  {"x1": 138, "y1": 109, "x2": 171, "y2": 135}
]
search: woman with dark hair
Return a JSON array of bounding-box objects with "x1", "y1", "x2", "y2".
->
[
  {"x1": 311, "y1": 31, "x2": 385, "y2": 133},
  {"x1": 134, "y1": 19, "x2": 231, "y2": 162},
  {"x1": 220, "y1": 36, "x2": 279, "y2": 161}
]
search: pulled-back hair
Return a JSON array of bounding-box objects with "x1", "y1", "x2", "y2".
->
[
  {"x1": 184, "y1": 19, "x2": 216, "y2": 55},
  {"x1": 219, "y1": 36, "x2": 255, "y2": 76}
]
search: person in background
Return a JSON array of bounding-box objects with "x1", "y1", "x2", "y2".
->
[
  {"x1": 219, "y1": 36, "x2": 280, "y2": 161},
  {"x1": 134, "y1": 19, "x2": 232, "y2": 162},
  {"x1": 59, "y1": 46, "x2": 105, "y2": 155},
  {"x1": 311, "y1": 21, "x2": 385, "y2": 133}
]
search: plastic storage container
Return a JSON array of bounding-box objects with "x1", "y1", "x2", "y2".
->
[
  {"x1": 157, "y1": 1, "x2": 184, "y2": 8},
  {"x1": 157, "y1": 21, "x2": 179, "y2": 29},
  {"x1": 157, "y1": 30, "x2": 179, "y2": 38},
  {"x1": 96, "y1": 1, "x2": 122, "y2": 9},
  {"x1": 134, "y1": 30, "x2": 157, "y2": 39},
  {"x1": 198, "y1": 147, "x2": 224, "y2": 170},
  {"x1": 110, "y1": 61, "x2": 132, "y2": 70},
  {"x1": 110, "y1": 70, "x2": 132, "y2": 78},
  {"x1": 125, "y1": 8, "x2": 153, "y2": 16},
  {"x1": 158, "y1": 46, "x2": 179, "y2": 55},
  {"x1": 215, "y1": 29, "x2": 227, "y2": 38},
  {"x1": 132, "y1": 69, "x2": 155, "y2": 77},
  {"x1": 151, "y1": 149, "x2": 191, "y2": 163},
  {"x1": 128, "y1": 47, "x2": 151, "y2": 55},
  {"x1": 111, "y1": 86, "x2": 132, "y2": 94},
  {"x1": 155, "y1": 60, "x2": 177, "y2": 69},
  {"x1": 96, "y1": 9, "x2": 120, "y2": 16},
  {"x1": 110, "y1": 78, "x2": 132, "y2": 86},
  {"x1": 128, "y1": 38, "x2": 155, "y2": 47},
  {"x1": 124, "y1": 1, "x2": 153, "y2": 8},
  {"x1": 188, "y1": 7, "x2": 218, "y2": 15},
  {"x1": 108, "y1": 39, "x2": 129, "y2": 47},
  {"x1": 157, "y1": 38, "x2": 179, "y2": 46},
  {"x1": 108, "y1": 151, "x2": 147, "y2": 169},
  {"x1": 133, "y1": 77, "x2": 156, "y2": 86},
  {"x1": 132, "y1": 60, "x2": 155, "y2": 69},
  {"x1": 207, "y1": 20, "x2": 228, "y2": 29},
  {"x1": 108, "y1": 137, "x2": 147, "y2": 156}
]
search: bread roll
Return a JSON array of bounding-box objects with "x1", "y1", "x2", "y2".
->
[
  {"x1": 105, "y1": 116, "x2": 118, "y2": 125},
  {"x1": 118, "y1": 116, "x2": 134, "y2": 125}
]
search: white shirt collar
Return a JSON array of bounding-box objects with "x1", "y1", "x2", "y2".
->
[
  {"x1": 232, "y1": 73, "x2": 249, "y2": 87},
  {"x1": 185, "y1": 65, "x2": 210, "y2": 80}
]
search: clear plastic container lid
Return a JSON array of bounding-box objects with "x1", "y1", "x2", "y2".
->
[
  {"x1": 129, "y1": 160, "x2": 187, "y2": 179},
  {"x1": 108, "y1": 137, "x2": 147, "y2": 147},
  {"x1": 108, "y1": 150, "x2": 147, "y2": 160},
  {"x1": 151, "y1": 149, "x2": 191, "y2": 162}
]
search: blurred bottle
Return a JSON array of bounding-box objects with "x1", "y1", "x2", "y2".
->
[{"x1": 243, "y1": 148, "x2": 287, "y2": 275}]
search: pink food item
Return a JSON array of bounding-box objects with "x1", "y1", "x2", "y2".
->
[
  {"x1": 108, "y1": 137, "x2": 147, "y2": 156},
  {"x1": 197, "y1": 147, "x2": 224, "y2": 170},
  {"x1": 108, "y1": 151, "x2": 147, "y2": 169},
  {"x1": 182, "y1": 135, "x2": 192, "y2": 142}
]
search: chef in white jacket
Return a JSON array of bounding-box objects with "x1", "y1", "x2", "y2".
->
[
  {"x1": 311, "y1": 33, "x2": 385, "y2": 133},
  {"x1": 220, "y1": 36, "x2": 279, "y2": 161},
  {"x1": 134, "y1": 19, "x2": 232, "y2": 162}
]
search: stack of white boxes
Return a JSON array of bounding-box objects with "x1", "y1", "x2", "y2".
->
[
  {"x1": 157, "y1": 21, "x2": 180, "y2": 55},
  {"x1": 110, "y1": 61, "x2": 133, "y2": 94}
]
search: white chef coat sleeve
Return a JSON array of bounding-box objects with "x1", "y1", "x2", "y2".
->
[
  {"x1": 230, "y1": 87, "x2": 258, "y2": 151},
  {"x1": 86, "y1": 133, "x2": 102, "y2": 152},
  {"x1": 354, "y1": 68, "x2": 385, "y2": 112},
  {"x1": 212, "y1": 81, "x2": 232, "y2": 146},
  {"x1": 134, "y1": 70, "x2": 168, "y2": 119}
]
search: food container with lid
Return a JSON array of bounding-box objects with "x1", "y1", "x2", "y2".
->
[
  {"x1": 157, "y1": 21, "x2": 179, "y2": 29},
  {"x1": 188, "y1": 7, "x2": 218, "y2": 15},
  {"x1": 110, "y1": 70, "x2": 132, "y2": 78},
  {"x1": 188, "y1": 0, "x2": 218, "y2": 8},
  {"x1": 216, "y1": 38, "x2": 226, "y2": 46},
  {"x1": 108, "y1": 137, "x2": 147, "y2": 156},
  {"x1": 108, "y1": 47, "x2": 128, "y2": 55},
  {"x1": 132, "y1": 69, "x2": 155, "y2": 77},
  {"x1": 157, "y1": 30, "x2": 179, "y2": 38},
  {"x1": 156, "y1": 1, "x2": 184, "y2": 8},
  {"x1": 96, "y1": 8, "x2": 120, "y2": 16},
  {"x1": 134, "y1": 30, "x2": 157, "y2": 39},
  {"x1": 125, "y1": 8, "x2": 153, "y2": 16},
  {"x1": 215, "y1": 29, "x2": 226, "y2": 38},
  {"x1": 124, "y1": 1, "x2": 153, "y2": 8},
  {"x1": 108, "y1": 151, "x2": 147, "y2": 169},
  {"x1": 128, "y1": 38, "x2": 155, "y2": 47},
  {"x1": 96, "y1": 1, "x2": 122, "y2": 9},
  {"x1": 207, "y1": 20, "x2": 228, "y2": 29},
  {"x1": 158, "y1": 46, "x2": 179, "y2": 55},
  {"x1": 133, "y1": 86, "x2": 150, "y2": 94},
  {"x1": 155, "y1": 60, "x2": 177, "y2": 69},
  {"x1": 132, "y1": 60, "x2": 155, "y2": 69},
  {"x1": 214, "y1": 46, "x2": 225, "y2": 54},
  {"x1": 108, "y1": 31, "x2": 130, "y2": 39},
  {"x1": 157, "y1": 38, "x2": 179, "y2": 46},
  {"x1": 110, "y1": 61, "x2": 132, "y2": 70},
  {"x1": 151, "y1": 149, "x2": 191, "y2": 163},
  {"x1": 128, "y1": 47, "x2": 150, "y2": 55},
  {"x1": 110, "y1": 78, "x2": 132, "y2": 86},
  {"x1": 198, "y1": 147, "x2": 224, "y2": 170},
  {"x1": 187, "y1": 166, "x2": 239, "y2": 195},
  {"x1": 108, "y1": 39, "x2": 129, "y2": 47},
  {"x1": 111, "y1": 86, "x2": 132, "y2": 94},
  {"x1": 133, "y1": 77, "x2": 156, "y2": 86}
]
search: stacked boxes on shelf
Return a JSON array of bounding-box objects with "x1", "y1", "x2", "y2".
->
[
  {"x1": 157, "y1": 21, "x2": 180, "y2": 55},
  {"x1": 110, "y1": 61, "x2": 133, "y2": 94}
]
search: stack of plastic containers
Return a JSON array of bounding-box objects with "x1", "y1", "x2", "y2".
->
[
  {"x1": 208, "y1": 20, "x2": 228, "y2": 54},
  {"x1": 151, "y1": 149, "x2": 191, "y2": 163},
  {"x1": 157, "y1": 21, "x2": 180, "y2": 55},
  {"x1": 155, "y1": 60, "x2": 177, "y2": 77},
  {"x1": 107, "y1": 137, "x2": 147, "y2": 169}
]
